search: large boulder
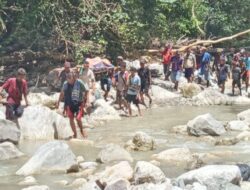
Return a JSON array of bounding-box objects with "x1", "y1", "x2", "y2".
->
[
  {"x1": 19, "y1": 105, "x2": 73, "y2": 140},
  {"x1": 125, "y1": 131, "x2": 155, "y2": 151},
  {"x1": 227, "y1": 120, "x2": 249, "y2": 131},
  {"x1": 96, "y1": 161, "x2": 133, "y2": 185},
  {"x1": 91, "y1": 99, "x2": 121, "y2": 121},
  {"x1": 151, "y1": 85, "x2": 180, "y2": 105},
  {"x1": 27, "y1": 93, "x2": 58, "y2": 109},
  {"x1": 149, "y1": 63, "x2": 163, "y2": 77},
  {"x1": 152, "y1": 78, "x2": 173, "y2": 91},
  {"x1": 187, "y1": 113, "x2": 226, "y2": 136},
  {"x1": 97, "y1": 144, "x2": 133, "y2": 163},
  {"x1": 0, "y1": 119, "x2": 20, "y2": 144},
  {"x1": 238, "y1": 109, "x2": 250, "y2": 124},
  {"x1": 152, "y1": 148, "x2": 198, "y2": 168},
  {"x1": 180, "y1": 83, "x2": 201, "y2": 98},
  {"x1": 134, "y1": 161, "x2": 166, "y2": 184},
  {"x1": 16, "y1": 141, "x2": 78, "y2": 175},
  {"x1": 0, "y1": 142, "x2": 24, "y2": 160},
  {"x1": 104, "y1": 179, "x2": 130, "y2": 190},
  {"x1": 177, "y1": 165, "x2": 241, "y2": 187},
  {"x1": 0, "y1": 109, "x2": 5, "y2": 119}
]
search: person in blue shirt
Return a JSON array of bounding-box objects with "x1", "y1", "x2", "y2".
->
[
  {"x1": 126, "y1": 67, "x2": 142, "y2": 117},
  {"x1": 244, "y1": 52, "x2": 250, "y2": 92},
  {"x1": 198, "y1": 47, "x2": 211, "y2": 87}
]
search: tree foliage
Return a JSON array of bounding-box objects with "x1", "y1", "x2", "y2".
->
[{"x1": 0, "y1": 0, "x2": 249, "y2": 62}]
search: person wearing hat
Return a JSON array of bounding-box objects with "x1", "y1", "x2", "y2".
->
[
  {"x1": 126, "y1": 66, "x2": 142, "y2": 116},
  {"x1": 0, "y1": 68, "x2": 29, "y2": 124},
  {"x1": 199, "y1": 47, "x2": 211, "y2": 87},
  {"x1": 137, "y1": 57, "x2": 152, "y2": 107}
]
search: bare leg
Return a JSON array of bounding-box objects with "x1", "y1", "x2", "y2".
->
[
  {"x1": 76, "y1": 119, "x2": 87, "y2": 138},
  {"x1": 136, "y1": 104, "x2": 142, "y2": 116},
  {"x1": 69, "y1": 118, "x2": 77, "y2": 138},
  {"x1": 232, "y1": 82, "x2": 235, "y2": 96},
  {"x1": 246, "y1": 77, "x2": 249, "y2": 92},
  {"x1": 145, "y1": 92, "x2": 152, "y2": 105},
  {"x1": 128, "y1": 103, "x2": 132, "y2": 116},
  {"x1": 140, "y1": 92, "x2": 147, "y2": 108}
]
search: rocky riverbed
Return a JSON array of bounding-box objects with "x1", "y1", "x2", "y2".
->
[{"x1": 1, "y1": 73, "x2": 250, "y2": 190}]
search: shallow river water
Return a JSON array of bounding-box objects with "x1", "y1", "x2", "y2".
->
[{"x1": 1, "y1": 105, "x2": 250, "y2": 190}]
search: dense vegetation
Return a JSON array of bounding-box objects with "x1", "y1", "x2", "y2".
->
[{"x1": 0, "y1": 0, "x2": 250, "y2": 63}]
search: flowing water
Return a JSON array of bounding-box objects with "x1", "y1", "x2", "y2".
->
[{"x1": 1, "y1": 105, "x2": 250, "y2": 190}]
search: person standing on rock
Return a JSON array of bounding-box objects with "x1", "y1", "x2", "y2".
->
[
  {"x1": 57, "y1": 72, "x2": 89, "y2": 138},
  {"x1": 198, "y1": 47, "x2": 211, "y2": 87},
  {"x1": 126, "y1": 67, "x2": 142, "y2": 117},
  {"x1": 137, "y1": 57, "x2": 152, "y2": 108},
  {"x1": 161, "y1": 44, "x2": 172, "y2": 81},
  {"x1": 100, "y1": 68, "x2": 112, "y2": 101},
  {"x1": 115, "y1": 64, "x2": 129, "y2": 110},
  {"x1": 183, "y1": 48, "x2": 196, "y2": 83},
  {"x1": 78, "y1": 59, "x2": 96, "y2": 115},
  {"x1": 170, "y1": 51, "x2": 183, "y2": 91},
  {"x1": 0, "y1": 68, "x2": 29, "y2": 126},
  {"x1": 217, "y1": 55, "x2": 230, "y2": 94},
  {"x1": 232, "y1": 62, "x2": 242, "y2": 96},
  {"x1": 59, "y1": 60, "x2": 71, "y2": 88}
]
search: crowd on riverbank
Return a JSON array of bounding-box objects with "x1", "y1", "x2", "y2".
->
[{"x1": 1, "y1": 45, "x2": 250, "y2": 139}]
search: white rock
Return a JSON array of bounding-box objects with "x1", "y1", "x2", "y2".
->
[
  {"x1": 186, "y1": 182, "x2": 207, "y2": 190},
  {"x1": 97, "y1": 144, "x2": 133, "y2": 163},
  {"x1": 19, "y1": 105, "x2": 73, "y2": 140},
  {"x1": 150, "y1": 160, "x2": 161, "y2": 167},
  {"x1": 0, "y1": 110, "x2": 5, "y2": 119},
  {"x1": 104, "y1": 178, "x2": 130, "y2": 190},
  {"x1": 134, "y1": 161, "x2": 166, "y2": 184},
  {"x1": 77, "y1": 156, "x2": 85, "y2": 164},
  {"x1": 152, "y1": 148, "x2": 197, "y2": 167},
  {"x1": 18, "y1": 176, "x2": 37, "y2": 186},
  {"x1": 21, "y1": 185, "x2": 49, "y2": 190},
  {"x1": 236, "y1": 131, "x2": 250, "y2": 141},
  {"x1": 80, "y1": 162, "x2": 98, "y2": 170},
  {"x1": 177, "y1": 165, "x2": 241, "y2": 186},
  {"x1": 70, "y1": 178, "x2": 87, "y2": 187},
  {"x1": 227, "y1": 120, "x2": 249, "y2": 131},
  {"x1": 187, "y1": 113, "x2": 226, "y2": 136},
  {"x1": 125, "y1": 131, "x2": 155, "y2": 151},
  {"x1": 130, "y1": 182, "x2": 172, "y2": 190},
  {"x1": 92, "y1": 99, "x2": 121, "y2": 121},
  {"x1": 241, "y1": 181, "x2": 250, "y2": 190},
  {"x1": 180, "y1": 83, "x2": 201, "y2": 98},
  {"x1": 27, "y1": 93, "x2": 58, "y2": 108},
  {"x1": 151, "y1": 85, "x2": 180, "y2": 104},
  {"x1": 238, "y1": 109, "x2": 250, "y2": 124},
  {"x1": 0, "y1": 142, "x2": 24, "y2": 160},
  {"x1": 69, "y1": 139, "x2": 94, "y2": 146},
  {"x1": 78, "y1": 181, "x2": 101, "y2": 190},
  {"x1": 95, "y1": 161, "x2": 133, "y2": 185},
  {"x1": 0, "y1": 119, "x2": 20, "y2": 144},
  {"x1": 55, "y1": 180, "x2": 69, "y2": 186},
  {"x1": 16, "y1": 141, "x2": 78, "y2": 175}
]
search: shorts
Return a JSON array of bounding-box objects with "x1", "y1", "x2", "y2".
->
[
  {"x1": 66, "y1": 103, "x2": 84, "y2": 121},
  {"x1": 199, "y1": 66, "x2": 210, "y2": 80},
  {"x1": 233, "y1": 80, "x2": 241, "y2": 88},
  {"x1": 6, "y1": 104, "x2": 24, "y2": 120},
  {"x1": 140, "y1": 83, "x2": 149, "y2": 94},
  {"x1": 126, "y1": 94, "x2": 139, "y2": 105},
  {"x1": 218, "y1": 79, "x2": 226, "y2": 86},
  {"x1": 101, "y1": 78, "x2": 111, "y2": 92},
  {"x1": 185, "y1": 68, "x2": 193, "y2": 78},
  {"x1": 117, "y1": 90, "x2": 126, "y2": 100},
  {"x1": 171, "y1": 71, "x2": 182, "y2": 82}
]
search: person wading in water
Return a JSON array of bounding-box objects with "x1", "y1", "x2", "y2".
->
[
  {"x1": 57, "y1": 72, "x2": 89, "y2": 138},
  {"x1": 0, "y1": 68, "x2": 29, "y2": 128}
]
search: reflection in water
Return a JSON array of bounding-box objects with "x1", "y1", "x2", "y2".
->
[{"x1": 0, "y1": 105, "x2": 249, "y2": 190}]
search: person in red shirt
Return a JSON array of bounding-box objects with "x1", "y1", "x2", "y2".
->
[
  {"x1": 0, "y1": 68, "x2": 29, "y2": 124},
  {"x1": 161, "y1": 44, "x2": 172, "y2": 80}
]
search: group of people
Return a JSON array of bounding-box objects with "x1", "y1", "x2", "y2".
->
[
  {"x1": 162, "y1": 45, "x2": 250, "y2": 95},
  {"x1": 1, "y1": 45, "x2": 250, "y2": 139}
]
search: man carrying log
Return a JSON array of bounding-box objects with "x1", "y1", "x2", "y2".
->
[
  {"x1": 57, "y1": 72, "x2": 89, "y2": 138},
  {"x1": 198, "y1": 47, "x2": 211, "y2": 87},
  {"x1": 0, "y1": 68, "x2": 29, "y2": 126}
]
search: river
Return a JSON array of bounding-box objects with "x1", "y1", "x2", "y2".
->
[{"x1": 1, "y1": 105, "x2": 250, "y2": 190}]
